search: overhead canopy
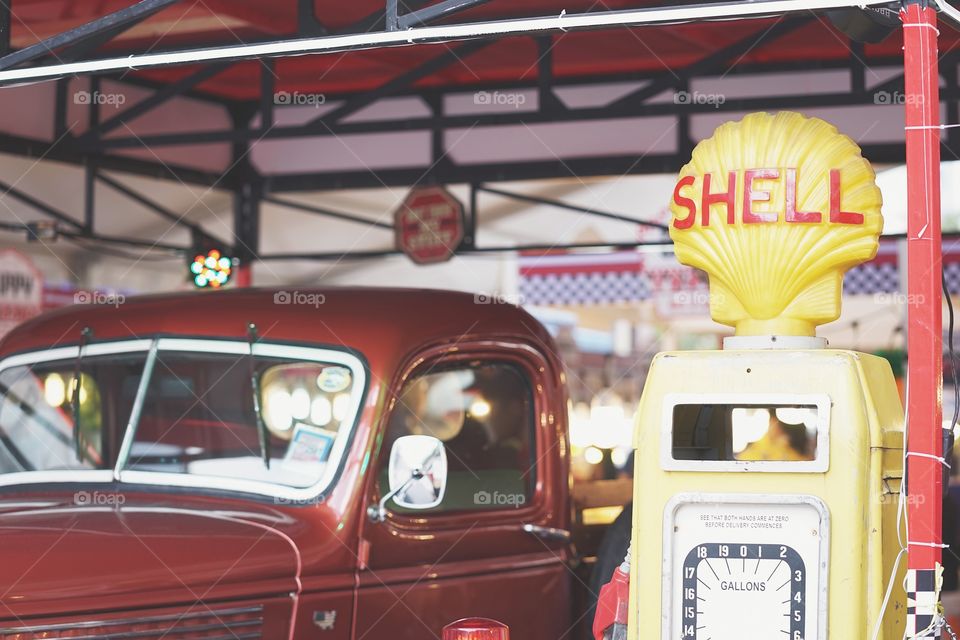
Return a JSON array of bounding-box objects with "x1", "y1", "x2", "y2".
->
[
  {"x1": 0, "y1": 1, "x2": 957, "y2": 267},
  {"x1": 6, "y1": 1, "x2": 949, "y2": 98}
]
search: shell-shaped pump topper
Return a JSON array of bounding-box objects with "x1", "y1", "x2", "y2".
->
[{"x1": 669, "y1": 111, "x2": 883, "y2": 337}]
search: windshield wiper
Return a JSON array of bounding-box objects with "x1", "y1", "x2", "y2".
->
[
  {"x1": 71, "y1": 327, "x2": 92, "y2": 463},
  {"x1": 247, "y1": 323, "x2": 270, "y2": 469}
]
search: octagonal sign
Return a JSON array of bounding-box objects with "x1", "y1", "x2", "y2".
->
[{"x1": 395, "y1": 186, "x2": 465, "y2": 265}]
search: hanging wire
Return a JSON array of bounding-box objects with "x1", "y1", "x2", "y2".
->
[{"x1": 943, "y1": 271, "x2": 960, "y2": 435}]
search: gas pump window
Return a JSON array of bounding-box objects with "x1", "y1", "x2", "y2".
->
[{"x1": 661, "y1": 394, "x2": 830, "y2": 473}]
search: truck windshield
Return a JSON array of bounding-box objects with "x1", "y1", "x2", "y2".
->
[
  {"x1": 0, "y1": 352, "x2": 146, "y2": 473},
  {"x1": 0, "y1": 340, "x2": 365, "y2": 497}
]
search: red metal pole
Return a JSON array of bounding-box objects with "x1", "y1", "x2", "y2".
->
[
  {"x1": 902, "y1": 2, "x2": 943, "y2": 632},
  {"x1": 235, "y1": 263, "x2": 253, "y2": 288}
]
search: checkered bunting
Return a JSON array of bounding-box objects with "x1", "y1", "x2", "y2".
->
[
  {"x1": 945, "y1": 262, "x2": 960, "y2": 295},
  {"x1": 517, "y1": 240, "x2": 960, "y2": 307},
  {"x1": 519, "y1": 271, "x2": 650, "y2": 306},
  {"x1": 843, "y1": 262, "x2": 900, "y2": 295},
  {"x1": 906, "y1": 568, "x2": 939, "y2": 638}
]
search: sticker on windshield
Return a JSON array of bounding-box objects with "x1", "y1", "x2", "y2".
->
[
  {"x1": 316, "y1": 367, "x2": 352, "y2": 393},
  {"x1": 285, "y1": 424, "x2": 336, "y2": 464}
]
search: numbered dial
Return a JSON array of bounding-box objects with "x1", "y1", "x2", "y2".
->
[{"x1": 680, "y1": 543, "x2": 805, "y2": 640}]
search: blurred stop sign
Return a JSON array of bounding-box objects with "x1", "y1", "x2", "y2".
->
[{"x1": 395, "y1": 186, "x2": 465, "y2": 265}]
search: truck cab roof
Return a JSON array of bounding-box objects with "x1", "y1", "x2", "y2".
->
[{"x1": 1, "y1": 287, "x2": 555, "y2": 368}]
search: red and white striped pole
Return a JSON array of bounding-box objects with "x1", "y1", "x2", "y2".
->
[{"x1": 902, "y1": 1, "x2": 944, "y2": 635}]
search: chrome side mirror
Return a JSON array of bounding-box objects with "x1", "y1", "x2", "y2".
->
[{"x1": 368, "y1": 435, "x2": 448, "y2": 522}]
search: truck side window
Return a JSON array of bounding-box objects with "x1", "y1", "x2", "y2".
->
[{"x1": 382, "y1": 362, "x2": 536, "y2": 513}]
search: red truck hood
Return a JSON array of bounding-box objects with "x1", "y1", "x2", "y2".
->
[{"x1": 0, "y1": 494, "x2": 303, "y2": 620}]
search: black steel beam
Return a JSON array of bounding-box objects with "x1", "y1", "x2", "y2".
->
[
  {"x1": 263, "y1": 141, "x2": 910, "y2": 192},
  {"x1": 0, "y1": 131, "x2": 229, "y2": 187},
  {"x1": 259, "y1": 59, "x2": 275, "y2": 133},
  {"x1": 0, "y1": 220, "x2": 188, "y2": 252},
  {"x1": 0, "y1": 1, "x2": 9, "y2": 56},
  {"x1": 233, "y1": 181, "x2": 261, "y2": 262},
  {"x1": 0, "y1": 0, "x2": 181, "y2": 71},
  {"x1": 78, "y1": 62, "x2": 231, "y2": 142},
  {"x1": 87, "y1": 85, "x2": 960, "y2": 149},
  {"x1": 465, "y1": 182, "x2": 478, "y2": 250},
  {"x1": 338, "y1": 0, "x2": 433, "y2": 34},
  {"x1": 477, "y1": 185, "x2": 669, "y2": 230},
  {"x1": 38, "y1": 8, "x2": 168, "y2": 67},
  {"x1": 0, "y1": 179, "x2": 84, "y2": 229},
  {"x1": 298, "y1": 0, "x2": 327, "y2": 36},
  {"x1": 609, "y1": 16, "x2": 815, "y2": 110},
  {"x1": 101, "y1": 72, "x2": 245, "y2": 109},
  {"x1": 63, "y1": 230, "x2": 187, "y2": 253},
  {"x1": 75, "y1": 49, "x2": 917, "y2": 149},
  {"x1": 398, "y1": 0, "x2": 492, "y2": 29},
  {"x1": 850, "y1": 42, "x2": 866, "y2": 94},
  {"x1": 385, "y1": 0, "x2": 400, "y2": 31},
  {"x1": 88, "y1": 75, "x2": 101, "y2": 137},
  {"x1": 229, "y1": 106, "x2": 262, "y2": 263},
  {"x1": 536, "y1": 36, "x2": 564, "y2": 113},
  {"x1": 84, "y1": 162, "x2": 95, "y2": 232},
  {"x1": 302, "y1": 38, "x2": 493, "y2": 129},
  {"x1": 258, "y1": 239, "x2": 673, "y2": 261},
  {"x1": 263, "y1": 195, "x2": 393, "y2": 230},
  {"x1": 54, "y1": 78, "x2": 68, "y2": 138},
  {"x1": 425, "y1": 93, "x2": 450, "y2": 180},
  {"x1": 265, "y1": 153, "x2": 688, "y2": 192},
  {"x1": 96, "y1": 172, "x2": 227, "y2": 244}
]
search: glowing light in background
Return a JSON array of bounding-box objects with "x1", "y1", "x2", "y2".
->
[
  {"x1": 731, "y1": 408, "x2": 772, "y2": 454},
  {"x1": 611, "y1": 447, "x2": 631, "y2": 468},
  {"x1": 584, "y1": 446, "x2": 604, "y2": 465},
  {"x1": 775, "y1": 406, "x2": 818, "y2": 436},
  {"x1": 568, "y1": 401, "x2": 592, "y2": 448},
  {"x1": 311, "y1": 396, "x2": 332, "y2": 426},
  {"x1": 290, "y1": 387, "x2": 311, "y2": 421},
  {"x1": 568, "y1": 393, "x2": 635, "y2": 474},
  {"x1": 266, "y1": 388, "x2": 293, "y2": 432},
  {"x1": 468, "y1": 399, "x2": 491, "y2": 418},
  {"x1": 44, "y1": 373, "x2": 66, "y2": 407},
  {"x1": 190, "y1": 249, "x2": 232, "y2": 289}
]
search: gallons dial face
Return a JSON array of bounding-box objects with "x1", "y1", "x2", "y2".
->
[
  {"x1": 680, "y1": 543, "x2": 805, "y2": 640},
  {"x1": 667, "y1": 496, "x2": 827, "y2": 640}
]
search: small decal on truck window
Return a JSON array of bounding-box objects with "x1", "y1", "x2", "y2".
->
[
  {"x1": 285, "y1": 425, "x2": 336, "y2": 464},
  {"x1": 317, "y1": 366, "x2": 352, "y2": 393}
]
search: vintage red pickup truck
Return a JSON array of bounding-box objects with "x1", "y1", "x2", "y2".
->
[{"x1": 0, "y1": 287, "x2": 629, "y2": 639}]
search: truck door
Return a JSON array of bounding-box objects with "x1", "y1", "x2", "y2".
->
[{"x1": 356, "y1": 344, "x2": 573, "y2": 640}]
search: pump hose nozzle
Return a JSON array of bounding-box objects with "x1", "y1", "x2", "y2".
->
[{"x1": 593, "y1": 544, "x2": 631, "y2": 640}]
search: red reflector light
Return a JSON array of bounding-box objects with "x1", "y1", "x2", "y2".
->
[{"x1": 442, "y1": 617, "x2": 509, "y2": 640}]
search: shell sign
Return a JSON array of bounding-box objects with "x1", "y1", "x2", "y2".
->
[{"x1": 669, "y1": 111, "x2": 883, "y2": 337}]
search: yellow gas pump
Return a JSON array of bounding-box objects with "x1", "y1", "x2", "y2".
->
[{"x1": 628, "y1": 111, "x2": 905, "y2": 640}]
